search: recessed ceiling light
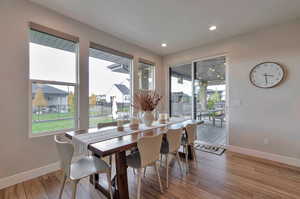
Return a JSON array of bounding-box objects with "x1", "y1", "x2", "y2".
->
[
  {"x1": 161, "y1": 43, "x2": 167, "y2": 47},
  {"x1": 209, "y1": 26, "x2": 217, "y2": 31}
]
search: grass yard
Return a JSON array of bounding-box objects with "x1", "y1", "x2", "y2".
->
[
  {"x1": 32, "y1": 119, "x2": 75, "y2": 134},
  {"x1": 32, "y1": 112, "x2": 73, "y2": 121},
  {"x1": 32, "y1": 111, "x2": 116, "y2": 121},
  {"x1": 32, "y1": 115, "x2": 115, "y2": 134},
  {"x1": 89, "y1": 117, "x2": 115, "y2": 128}
]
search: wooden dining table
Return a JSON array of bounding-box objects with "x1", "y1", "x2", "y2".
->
[{"x1": 65, "y1": 119, "x2": 204, "y2": 199}]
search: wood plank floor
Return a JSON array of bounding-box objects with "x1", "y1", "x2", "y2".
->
[{"x1": 1, "y1": 151, "x2": 300, "y2": 199}]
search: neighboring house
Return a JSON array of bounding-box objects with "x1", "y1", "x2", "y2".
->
[
  {"x1": 171, "y1": 92, "x2": 191, "y2": 103},
  {"x1": 32, "y1": 84, "x2": 68, "y2": 113},
  {"x1": 96, "y1": 95, "x2": 107, "y2": 105},
  {"x1": 114, "y1": 84, "x2": 130, "y2": 103},
  {"x1": 104, "y1": 83, "x2": 131, "y2": 103}
]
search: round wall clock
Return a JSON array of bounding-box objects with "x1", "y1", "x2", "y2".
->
[{"x1": 249, "y1": 62, "x2": 285, "y2": 88}]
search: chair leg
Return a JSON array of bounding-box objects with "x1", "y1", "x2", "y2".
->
[
  {"x1": 176, "y1": 152, "x2": 183, "y2": 176},
  {"x1": 109, "y1": 155, "x2": 112, "y2": 165},
  {"x1": 137, "y1": 169, "x2": 142, "y2": 199},
  {"x1": 106, "y1": 171, "x2": 113, "y2": 199},
  {"x1": 154, "y1": 163, "x2": 163, "y2": 193},
  {"x1": 58, "y1": 175, "x2": 67, "y2": 199},
  {"x1": 165, "y1": 154, "x2": 169, "y2": 188},
  {"x1": 71, "y1": 180, "x2": 79, "y2": 199},
  {"x1": 144, "y1": 167, "x2": 147, "y2": 177},
  {"x1": 185, "y1": 145, "x2": 189, "y2": 173},
  {"x1": 192, "y1": 146, "x2": 197, "y2": 164},
  {"x1": 165, "y1": 155, "x2": 169, "y2": 188}
]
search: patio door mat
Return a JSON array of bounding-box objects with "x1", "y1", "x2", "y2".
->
[{"x1": 194, "y1": 142, "x2": 226, "y2": 155}]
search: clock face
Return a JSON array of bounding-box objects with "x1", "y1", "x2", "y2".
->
[{"x1": 250, "y1": 62, "x2": 284, "y2": 88}]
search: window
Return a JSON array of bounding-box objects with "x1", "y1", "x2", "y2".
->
[
  {"x1": 29, "y1": 23, "x2": 79, "y2": 136},
  {"x1": 138, "y1": 58, "x2": 155, "y2": 90},
  {"x1": 89, "y1": 43, "x2": 133, "y2": 128}
]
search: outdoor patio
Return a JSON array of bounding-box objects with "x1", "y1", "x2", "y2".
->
[{"x1": 197, "y1": 118, "x2": 227, "y2": 145}]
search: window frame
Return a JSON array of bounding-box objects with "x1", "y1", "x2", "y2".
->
[{"x1": 28, "y1": 23, "x2": 80, "y2": 137}]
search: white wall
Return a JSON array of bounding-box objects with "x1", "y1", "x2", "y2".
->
[
  {"x1": 163, "y1": 19, "x2": 300, "y2": 160},
  {"x1": 0, "y1": 0, "x2": 163, "y2": 179}
]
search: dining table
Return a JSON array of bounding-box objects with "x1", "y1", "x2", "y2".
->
[{"x1": 65, "y1": 118, "x2": 204, "y2": 199}]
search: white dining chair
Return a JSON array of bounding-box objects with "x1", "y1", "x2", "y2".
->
[
  {"x1": 160, "y1": 128, "x2": 184, "y2": 188},
  {"x1": 54, "y1": 135, "x2": 113, "y2": 199},
  {"x1": 181, "y1": 124, "x2": 198, "y2": 173},
  {"x1": 126, "y1": 133, "x2": 164, "y2": 199}
]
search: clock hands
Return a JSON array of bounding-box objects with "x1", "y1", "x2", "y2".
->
[{"x1": 263, "y1": 73, "x2": 274, "y2": 85}]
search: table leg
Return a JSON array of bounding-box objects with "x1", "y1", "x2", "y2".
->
[
  {"x1": 91, "y1": 153, "x2": 115, "y2": 199},
  {"x1": 115, "y1": 151, "x2": 129, "y2": 199},
  {"x1": 187, "y1": 145, "x2": 194, "y2": 159},
  {"x1": 90, "y1": 153, "x2": 99, "y2": 186}
]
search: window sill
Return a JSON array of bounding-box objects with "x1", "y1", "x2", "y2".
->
[{"x1": 29, "y1": 128, "x2": 78, "y2": 138}]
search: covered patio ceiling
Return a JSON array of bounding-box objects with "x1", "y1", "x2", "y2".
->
[{"x1": 171, "y1": 56, "x2": 226, "y2": 86}]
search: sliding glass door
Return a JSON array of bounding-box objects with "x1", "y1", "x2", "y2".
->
[{"x1": 169, "y1": 64, "x2": 192, "y2": 118}]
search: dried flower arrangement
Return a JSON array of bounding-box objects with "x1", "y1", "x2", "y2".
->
[{"x1": 132, "y1": 90, "x2": 162, "y2": 112}]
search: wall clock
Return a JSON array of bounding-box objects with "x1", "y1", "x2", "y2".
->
[{"x1": 249, "y1": 62, "x2": 285, "y2": 88}]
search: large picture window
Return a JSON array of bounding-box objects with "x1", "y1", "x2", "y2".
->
[
  {"x1": 89, "y1": 43, "x2": 133, "y2": 127},
  {"x1": 29, "y1": 23, "x2": 79, "y2": 136},
  {"x1": 138, "y1": 58, "x2": 155, "y2": 90}
]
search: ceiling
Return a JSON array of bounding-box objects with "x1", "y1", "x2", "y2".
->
[{"x1": 29, "y1": 0, "x2": 300, "y2": 55}]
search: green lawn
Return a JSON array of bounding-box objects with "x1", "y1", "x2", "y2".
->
[
  {"x1": 89, "y1": 117, "x2": 115, "y2": 128},
  {"x1": 32, "y1": 119, "x2": 75, "y2": 134},
  {"x1": 32, "y1": 111, "x2": 114, "y2": 121},
  {"x1": 32, "y1": 112, "x2": 73, "y2": 121},
  {"x1": 32, "y1": 115, "x2": 115, "y2": 134}
]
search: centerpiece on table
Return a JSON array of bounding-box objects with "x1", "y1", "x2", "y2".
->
[
  {"x1": 129, "y1": 116, "x2": 140, "y2": 130},
  {"x1": 132, "y1": 90, "x2": 162, "y2": 127}
]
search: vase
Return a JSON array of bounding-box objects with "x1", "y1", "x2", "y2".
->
[{"x1": 142, "y1": 111, "x2": 155, "y2": 126}]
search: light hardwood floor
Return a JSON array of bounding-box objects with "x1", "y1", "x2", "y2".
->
[{"x1": 1, "y1": 151, "x2": 300, "y2": 199}]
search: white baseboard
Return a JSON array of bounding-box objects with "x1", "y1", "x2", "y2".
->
[
  {"x1": 0, "y1": 162, "x2": 60, "y2": 190},
  {"x1": 227, "y1": 145, "x2": 300, "y2": 168},
  {"x1": 1, "y1": 147, "x2": 300, "y2": 190},
  {"x1": 0, "y1": 156, "x2": 84, "y2": 190}
]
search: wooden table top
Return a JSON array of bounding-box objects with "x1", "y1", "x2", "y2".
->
[{"x1": 66, "y1": 119, "x2": 204, "y2": 157}]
